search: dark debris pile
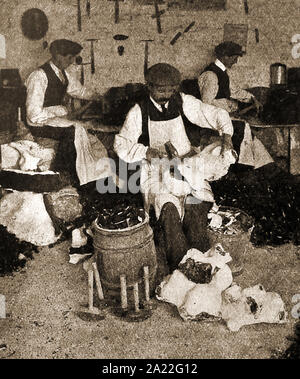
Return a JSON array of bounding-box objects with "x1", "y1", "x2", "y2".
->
[
  {"x1": 97, "y1": 204, "x2": 145, "y2": 230},
  {"x1": 178, "y1": 258, "x2": 213, "y2": 284},
  {"x1": 0, "y1": 225, "x2": 38, "y2": 276},
  {"x1": 211, "y1": 170, "x2": 300, "y2": 247},
  {"x1": 271, "y1": 321, "x2": 300, "y2": 359}
]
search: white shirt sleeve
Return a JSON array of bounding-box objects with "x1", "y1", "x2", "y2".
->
[
  {"x1": 198, "y1": 71, "x2": 237, "y2": 113},
  {"x1": 230, "y1": 78, "x2": 253, "y2": 102},
  {"x1": 25, "y1": 69, "x2": 69, "y2": 126},
  {"x1": 181, "y1": 93, "x2": 233, "y2": 136},
  {"x1": 114, "y1": 104, "x2": 149, "y2": 163},
  {"x1": 65, "y1": 70, "x2": 96, "y2": 100}
]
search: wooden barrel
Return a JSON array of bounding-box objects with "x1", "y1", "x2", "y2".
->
[
  {"x1": 93, "y1": 212, "x2": 157, "y2": 299},
  {"x1": 207, "y1": 207, "x2": 254, "y2": 276}
]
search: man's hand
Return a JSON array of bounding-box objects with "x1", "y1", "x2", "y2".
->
[
  {"x1": 67, "y1": 101, "x2": 93, "y2": 121},
  {"x1": 220, "y1": 133, "x2": 234, "y2": 156},
  {"x1": 146, "y1": 147, "x2": 168, "y2": 162}
]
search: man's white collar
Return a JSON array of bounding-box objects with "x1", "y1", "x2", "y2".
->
[
  {"x1": 150, "y1": 96, "x2": 169, "y2": 111},
  {"x1": 215, "y1": 59, "x2": 227, "y2": 72}
]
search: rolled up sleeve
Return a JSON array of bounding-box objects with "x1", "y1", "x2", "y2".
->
[
  {"x1": 181, "y1": 93, "x2": 233, "y2": 136},
  {"x1": 25, "y1": 70, "x2": 68, "y2": 126},
  {"x1": 114, "y1": 104, "x2": 148, "y2": 163}
]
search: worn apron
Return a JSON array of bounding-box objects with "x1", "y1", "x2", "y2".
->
[{"x1": 141, "y1": 115, "x2": 218, "y2": 219}]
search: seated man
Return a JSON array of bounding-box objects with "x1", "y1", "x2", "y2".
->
[
  {"x1": 25, "y1": 39, "x2": 112, "y2": 188},
  {"x1": 114, "y1": 63, "x2": 236, "y2": 272},
  {"x1": 189, "y1": 41, "x2": 275, "y2": 178}
]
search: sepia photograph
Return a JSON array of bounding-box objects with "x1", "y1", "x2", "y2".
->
[{"x1": 0, "y1": 0, "x2": 299, "y2": 365}]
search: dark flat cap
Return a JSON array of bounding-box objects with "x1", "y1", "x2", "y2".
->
[
  {"x1": 50, "y1": 39, "x2": 83, "y2": 57},
  {"x1": 145, "y1": 63, "x2": 181, "y2": 86},
  {"x1": 215, "y1": 41, "x2": 244, "y2": 57}
]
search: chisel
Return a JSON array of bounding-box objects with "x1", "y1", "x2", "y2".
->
[
  {"x1": 86, "y1": 0, "x2": 91, "y2": 18},
  {"x1": 77, "y1": 0, "x2": 82, "y2": 31}
]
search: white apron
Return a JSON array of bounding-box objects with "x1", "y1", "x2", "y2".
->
[{"x1": 141, "y1": 116, "x2": 236, "y2": 219}]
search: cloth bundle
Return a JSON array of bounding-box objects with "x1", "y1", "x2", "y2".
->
[
  {"x1": 156, "y1": 245, "x2": 287, "y2": 331},
  {"x1": 143, "y1": 141, "x2": 237, "y2": 219}
]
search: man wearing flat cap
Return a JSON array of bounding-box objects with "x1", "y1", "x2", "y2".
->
[
  {"x1": 198, "y1": 41, "x2": 258, "y2": 113},
  {"x1": 114, "y1": 63, "x2": 237, "y2": 272},
  {"x1": 25, "y1": 39, "x2": 112, "y2": 188}
]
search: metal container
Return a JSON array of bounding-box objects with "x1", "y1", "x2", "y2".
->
[{"x1": 270, "y1": 63, "x2": 287, "y2": 87}]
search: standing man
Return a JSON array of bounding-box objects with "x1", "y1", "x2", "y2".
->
[
  {"x1": 25, "y1": 39, "x2": 112, "y2": 187},
  {"x1": 114, "y1": 63, "x2": 236, "y2": 272}
]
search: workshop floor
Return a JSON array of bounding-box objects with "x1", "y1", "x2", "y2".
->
[{"x1": 0, "y1": 238, "x2": 299, "y2": 359}]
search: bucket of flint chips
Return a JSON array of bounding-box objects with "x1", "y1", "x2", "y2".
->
[{"x1": 207, "y1": 206, "x2": 254, "y2": 276}]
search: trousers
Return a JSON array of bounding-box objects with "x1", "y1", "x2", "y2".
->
[{"x1": 155, "y1": 200, "x2": 213, "y2": 272}]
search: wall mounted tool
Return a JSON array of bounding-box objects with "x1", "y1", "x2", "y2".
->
[
  {"x1": 75, "y1": 55, "x2": 86, "y2": 85},
  {"x1": 86, "y1": 38, "x2": 99, "y2": 74},
  {"x1": 113, "y1": 34, "x2": 128, "y2": 56},
  {"x1": 77, "y1": 0, "x2": 82, "y2": 31},
  {"x1": 109, "y1": 0, "x2": 124, "y2": 24},
  {"x1": 170, "y1": 21, "x2": 195, "y2": 45},
  {"x1": 153, "y1": 0, "x2": 162, "y2": 34},
  {"x1": 75, "y1": 39, "x2": 99, "y2": 85},
  {"x1": 243, "y1": 0, "x2": 249, "y2": 14},
  {"x1": 141, "y1": 39, "x2": 154, "y2": 77},
  {"x1": 255, "y1": 28, "x2": 259, "y2": 43}
]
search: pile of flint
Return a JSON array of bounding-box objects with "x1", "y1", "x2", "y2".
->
[
  {"x1": 97, "y1": 203, "x2": 145, "y2": 230},
  {"x1": 178, "y1": 258, "x2": 212, "y2": 284},
  {"x1": 211, "y1": 170, "x2": 300, "y2": 246}
]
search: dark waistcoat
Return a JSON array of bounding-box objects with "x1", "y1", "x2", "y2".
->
[
  {"x1": 137, "y1": 93, "x2": 219, "y2": 148},
  {"x1": 203, "y1": 63, "x2": 231, "y2": 99},
  {"x1": 40, "y1": 62, "x2": 69, "y2": 107}
]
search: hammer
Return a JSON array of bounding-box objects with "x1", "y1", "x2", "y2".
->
[
  {"x1": 86, "y1": 39, "x2": 99, "y2": 74},
  {"x1": 141, "y1": 39, "x2": 154, "y2": 77},
  {"x1": 153, "y1": 0, "x2": 162, "y2": 34},
  {"x1": 77, "y1": 0, "x2": 82, "y2": 32}
]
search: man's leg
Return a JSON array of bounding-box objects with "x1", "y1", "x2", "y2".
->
[
  {"x1": 183, "y1": 198, "x2": 213, "y2": 253},
  {"x1": 158, "y1": 202, "x2": 189, "y2": 272}
]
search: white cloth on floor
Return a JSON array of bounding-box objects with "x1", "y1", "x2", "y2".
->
[
  {"x1": 156, "y1": 244, "x2": 233, "y2": 319},
  {"x1": 221, "y1": 284, "x2": 287, "y2": 331},
  {"x1": 0, "y1": 191, "x2": 58, "y2": 246}
]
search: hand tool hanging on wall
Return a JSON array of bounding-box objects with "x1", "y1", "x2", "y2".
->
[
  {"x1": 141, "y1": 39, "x2": 154, "y2": 77},
  {"x1": 153, "y1": 0, "x2": 162, "y2": 34},
  {"x1": 109, "y1": 0, "x2": 124, "y2": 24},
  {"x1": 86, "y1": 0, "x2": 91, "y2": 18},
  {"x1": 255, "y1": 28, "x2": 259, "y2": 43},
  {"x1": 77, "y1": 0, "x2": 82, "y2": 31},
  {"x1": 75, "y1": 55, "x2": 85, "y2": 84},
  {"x1": 170, "y1": 21, "x2": 195, "y2": 46},
  {"x1": 113, "y1": 34, "x2": 128, "y2": 56},
  {"x1": 86, "y1": 38, "x2": 99, "y2": 74},
  {"x1": 243, "y1": 0, "x2": 249, "y2": 14}
]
